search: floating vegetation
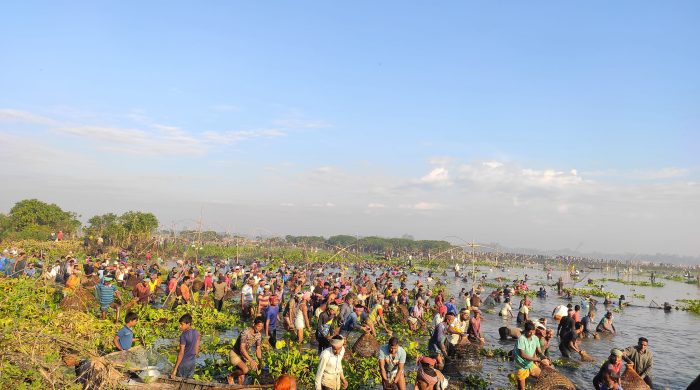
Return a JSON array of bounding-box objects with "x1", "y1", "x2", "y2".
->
[
  {"x1": 479, "y1": 347, "x2": 510, "y2": 360},
  {"x1": 462, "y1": 373, "x2": 489, "y2": 389},
  {"x1": 597, "y1": 278, "x2": 665, "y2": 287},
  {"x1": 562, "y1": 287, "x2": 612, "y2": 298},
  {"x1": 632, "y1": 293, "x2": 646, "y2": 299},
  {"x1": 676, "y1": 299, "x2": 700, "y2": 314},
  {"x1": 551, "y1": 358, "x2": 581, "y2": 368}
]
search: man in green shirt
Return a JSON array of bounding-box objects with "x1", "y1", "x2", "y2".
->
[{"x1": 512, "y1": 321, "x2": 544, "y2": 390}]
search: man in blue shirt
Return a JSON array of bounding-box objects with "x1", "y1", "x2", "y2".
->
[
  {"x1": 171, "y1": 314, "x2": 200, "y2": 379},
  {"x1": 114, "y1": 312, "x2": 138, "y2": 351},
  {"x1": 340, "y1": 304, "x2": 369, "y2": 338},
  {"x1": 265, "y1": 296, "x2": 280, "y2": 348}
]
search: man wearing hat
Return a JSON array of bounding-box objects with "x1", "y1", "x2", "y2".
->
[
  {"x1": 95, "y1": 276, "x2": 121, "y2": 321},
  {"x1": 593, "y1": 348, "x2": 624, "y2": 390},
  {"x1": 316, "y1": 304, "x2": 339, "y2": 353},
  {"x1": 447, "y1": 308, "x2": 470, "y2": 355},
  {"x1": 315, "y1": 335, "x2": 347, "y2": 390}
]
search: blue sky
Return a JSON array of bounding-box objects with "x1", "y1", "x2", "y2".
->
[{"x1": 1, "y1": 2, "x2": 698, "y2": 257}]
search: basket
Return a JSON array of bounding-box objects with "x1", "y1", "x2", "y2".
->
[
  {"x1": 532, "y1": 366, "x2": 576, "y2": 390},
  {"x1": 352, "y1": 333, "x2": 380, "y2": 357}
]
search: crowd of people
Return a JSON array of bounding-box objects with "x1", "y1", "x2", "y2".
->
[{"x1": 0, "y1": 246, "x2": 661, "y2": 389}]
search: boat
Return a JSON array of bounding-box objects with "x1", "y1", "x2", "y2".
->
[{"x1": 127, "y1": 377, "x2": 273, "y2": 390}]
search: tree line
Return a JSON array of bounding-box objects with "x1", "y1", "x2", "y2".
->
[
  {"x1": 0, "y1": 199, "x2": 158, "y2": 248},
  {"x1": 284, "y1": 234, "x2": 454, "y2": 256}
]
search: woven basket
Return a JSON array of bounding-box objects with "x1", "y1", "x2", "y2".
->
[
  {"x1": 352, "y1": 333, "x2": 380, "y2": 357},
  {"x1": 620, "y1": 366, "x2": 651, "y2": 390},
  {"x1": 532, "y1": 366, "x2": 576, "y2": 390}
]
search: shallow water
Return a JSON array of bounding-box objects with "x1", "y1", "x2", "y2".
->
[{"x1": 435, "y1": 264, "x2": 700, "y2": 389}]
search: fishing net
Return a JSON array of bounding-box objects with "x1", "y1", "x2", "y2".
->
[
  {"x1": 620, "y1": 366, "x2": 651, "y2": 390},
  {"x1": 532, "y1": 366, "x2": 576, "y2": 390},
  {"x1": 103, "y1": 345, "x2": 149, "y2": 371},
  {"x1": 396, "y1": 304, "x2": 410, "y2": 320},
  {"x1": 352, "y1": 333, "x2": 380, "y2": 357},
  {"x1": 60, "y1": 287, "x2": 98, "y2": 311},
  {"x1": 443, "y1": 343, "x2": 482, "y2": 376},
  {"x1": 81, "y1": 275, "x2": 100, "y2": 288},
  {"x1": 579, "y1": 350, "x2": 595, "y2": 362}
]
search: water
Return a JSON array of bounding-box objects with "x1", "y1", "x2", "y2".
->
[{"x1": 435, "y1": 264, "x2": 700, "y2": 389}]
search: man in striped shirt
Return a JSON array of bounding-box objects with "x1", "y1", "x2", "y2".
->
[{"x1": 95, "y1": 276, "x2": 121, "y2": 321}]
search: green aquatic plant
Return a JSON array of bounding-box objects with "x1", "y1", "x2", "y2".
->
[
  {"x1": 597, "y1": 278, "x2": 664, "y2": 287},
  {"x1": 676, "y1": 299, "x2": 700, "y2": 314}
]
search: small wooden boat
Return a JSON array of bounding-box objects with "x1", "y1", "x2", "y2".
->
[{"x1": 127, "y1": 377, "x2": 273, "y2": 390}]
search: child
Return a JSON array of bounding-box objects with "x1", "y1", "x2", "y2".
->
[
  {"x1": 114, "y1": 312, "x2": 138, "y2": 351},
  {"x1": 171, "y1": 314, "x2": 200, "y2": 379}
]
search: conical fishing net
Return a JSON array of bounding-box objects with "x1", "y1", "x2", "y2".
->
[{"x1": 532, "y1": 366, "x2": 576, "y2": 390}]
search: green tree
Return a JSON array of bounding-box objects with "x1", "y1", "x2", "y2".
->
[
  {"x1": 3, "y1": 199, "x2": 80, "y2": 240},
  {"x1": 118, "y1": 211, "x2": 159, "y2": 244}
]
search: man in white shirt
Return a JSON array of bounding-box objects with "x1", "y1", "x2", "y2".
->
[
  {"x1": 315, "y1": 335, "x2": 347, "y2": 390},
  {"x1": 240, "y1": 278, "x2": 255, "y2": 318}
]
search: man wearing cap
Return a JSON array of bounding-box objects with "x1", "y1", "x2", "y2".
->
[
  {"x1": 622, "y1": 337, "x2": 653, "y2": 388},
  {"x1": 593, "y1": 348, "x2": 624, "y2": 390},
  {"x1": 316, "y1": 304, "x2": 339, "y2": 353},
  {"x1": 315, "y1": 335, "x2": 348, "y2": 390},
  {"x1": 95, "y1": 276, "x2": 121, "y2": 321}
]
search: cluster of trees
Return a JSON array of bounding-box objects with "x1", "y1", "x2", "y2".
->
[
  {"x1": 85, "y1": 211, "x2": 159, "y2": 247},
  {"x1": 284, "y1": 234, "x2": 454, "y2": 256},
  {"x1": 0, "y1": 199, "x2": 159, "y2": 248},
  {"x1": 0, "y1": 199, "x2": 81, "y2": 240}
]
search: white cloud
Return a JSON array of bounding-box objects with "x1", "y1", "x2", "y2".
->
[
  {"x1": 400, "y1": 202, "x2": 443, "y2": 210},
  {"x1": 0, "y1": 108, "x2": 293, "y2": 156},
  {"x1": 367, "y1": 203, "x2": 385, "y2": 208},
  {"x1": 280, "y1": 203, "x2": 295, "y2": 207},
  {"x1": 0, "y1": 108, "x2": 58, "y2": 125},
  {"x1": 312, "y1": 202, "x2": 336, "y2": 207},
  {"x1": 204, "y1": 129, "x2": 286, "y2": 144},
  {"x1": 420, "y1": 167, "x2": 452, "y2": 186},
  {"x1": 458, "y1": 161, "x2": 583, "y2": 191},
  {"x1": 632, "y1": 168, "x2": 690, "y2": 180},
  {"x1": 272, "y1": 118, "x2": 329, "y2": 129}
]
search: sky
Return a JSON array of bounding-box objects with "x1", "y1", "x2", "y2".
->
[{"x1": 1, "y1": 1, "x2": 699, "y2": 258}]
